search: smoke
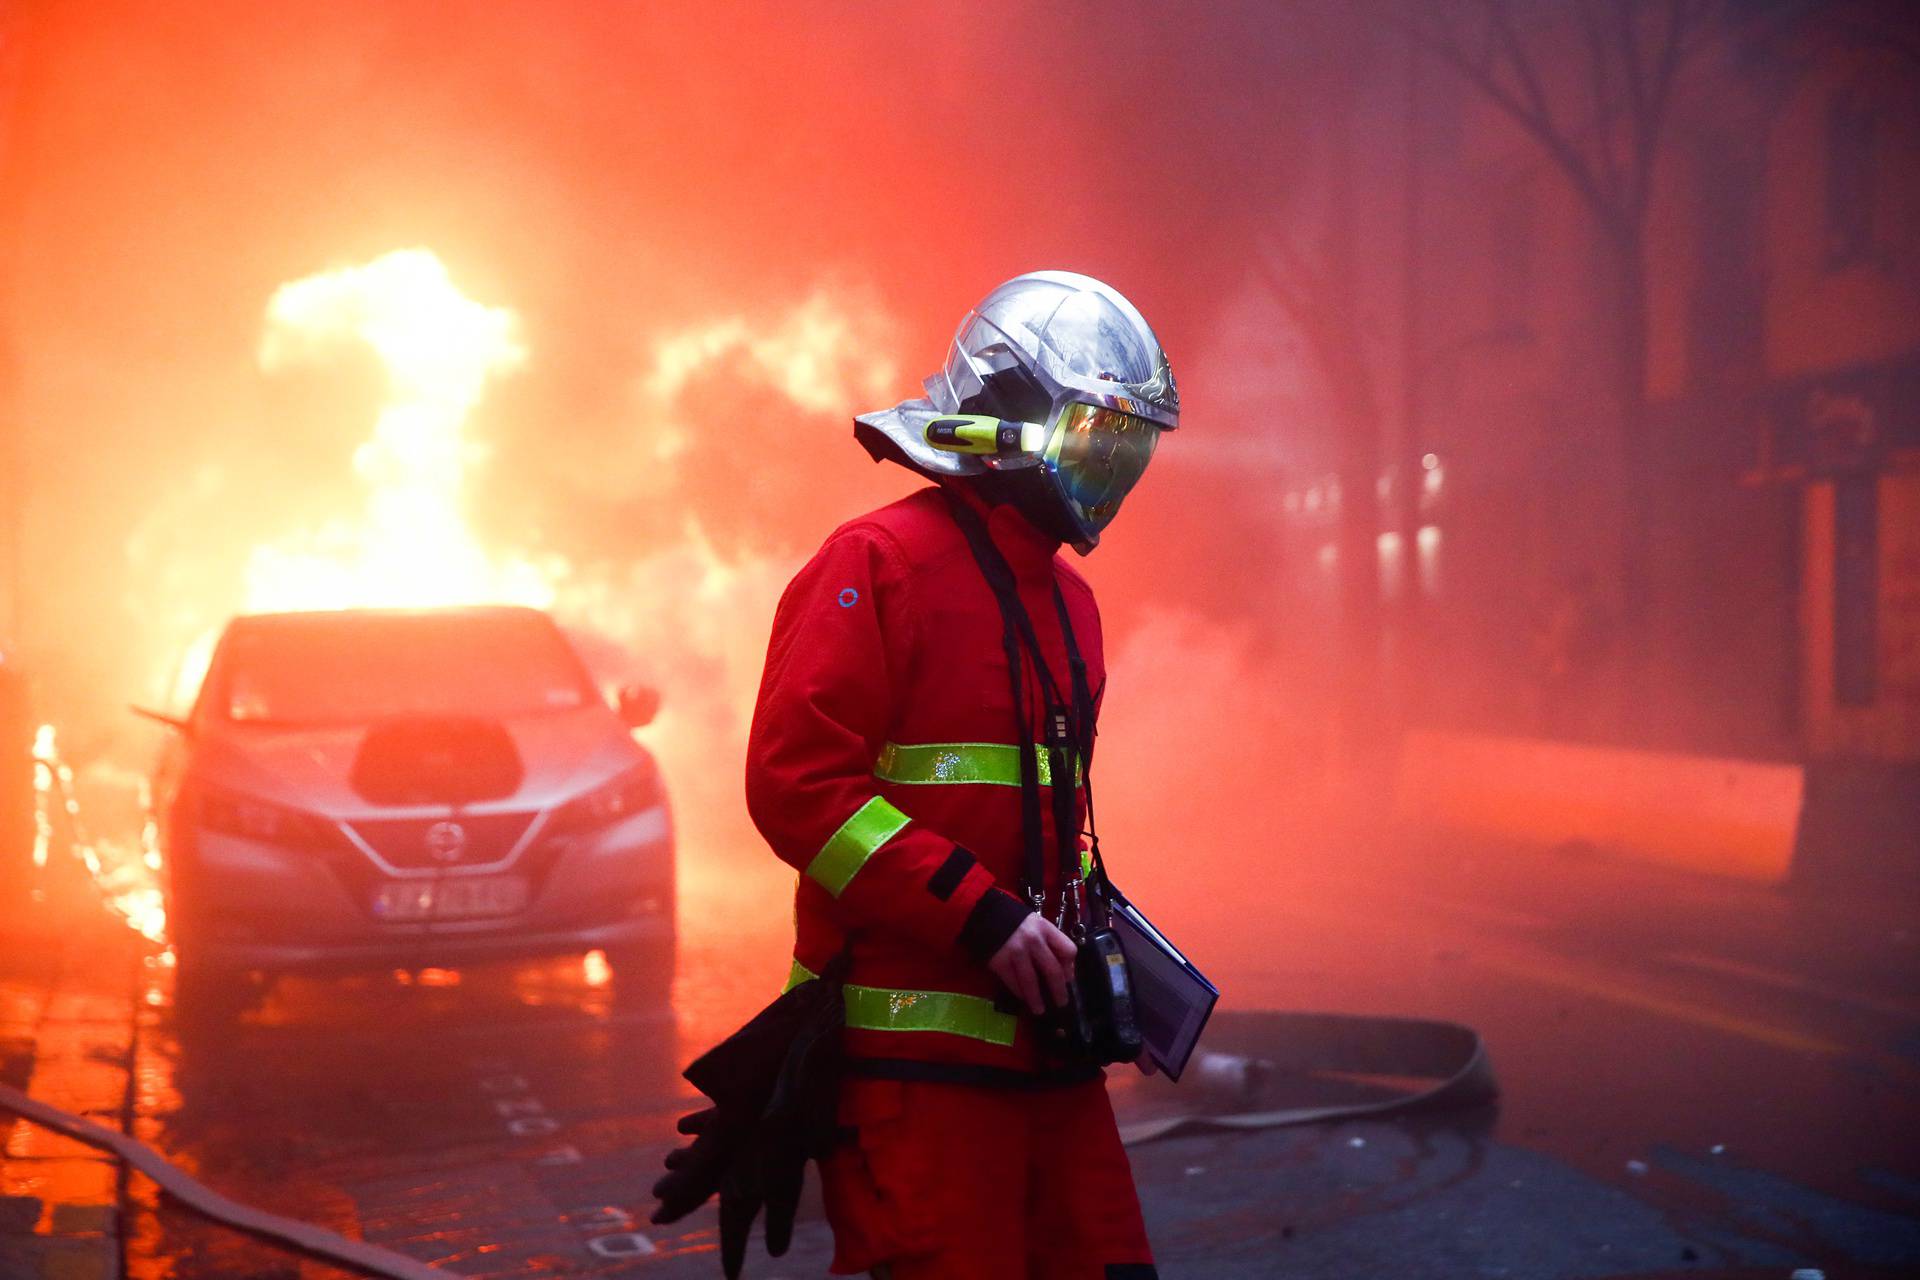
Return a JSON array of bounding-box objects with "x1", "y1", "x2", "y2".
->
[
  {"x1": 118, "y1": 246, "x2": 913, "y2": 901},
  {"x1": 249, "y1": 249, "x2": 549, "y2": 614},
  {"x1": 1095, "y1": 607, "x2": 1340, "y2": 929},
  {"x1": 8, "y1": 1, "x2": 1295, "y2": 707},
  {"x1": 547, "y1": 280, "x2": 913, "y2": 884},
  {"x1": 7, "y1": 0, "x2": 1383, "y2": 933}
]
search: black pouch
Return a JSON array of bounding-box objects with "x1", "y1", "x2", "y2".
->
[
  {"x1": 1040, "y1": 926, "x2": 1144, "y2": 1067},
  {"x1": 1076, "y1": 925, "x2": 1144, "y2": 1064}
]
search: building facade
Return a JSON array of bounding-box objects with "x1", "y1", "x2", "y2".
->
[{"x1": 1264, "y1": 2, "x2": 1919, "y2": 778}]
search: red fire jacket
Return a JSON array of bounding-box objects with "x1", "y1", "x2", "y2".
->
[{"x1": 746, "y1": 483, "x2": 1104, "y2": 1077}]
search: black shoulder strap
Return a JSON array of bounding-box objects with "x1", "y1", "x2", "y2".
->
[
  {"x1": 942, "y1": 490, "x2": 1099, "y2": 915},
  {"x1": 944, "y1": 491, "x2": 1048, "y2": 904},
  {"x1": 1051, "y1": 581, "x2": 1110, "y2": 913}
]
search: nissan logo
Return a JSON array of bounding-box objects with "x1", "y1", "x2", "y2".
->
[{"x1": 425, "y1": 821, "x2": 468, "y2": 863}]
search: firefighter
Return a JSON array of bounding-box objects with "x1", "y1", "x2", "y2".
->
[{"x1": 741, "y1": 271, "x2": 1178, "y2": 1278}]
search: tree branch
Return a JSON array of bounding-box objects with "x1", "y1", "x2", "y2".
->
[
  {"x1": 1413, "y1": 4, "x2": 1630, "y2": 241},
  {"x1": 1614, "y1": 0, "x2": 1653, "y2": 139},
  {"x1": 1628, "y1": 0, "x2": 1702, "y2": 222},
  {"x1": 1254, "y1": 233, "x2": 1379, "y2": 431},
  {"x1": 1833, "y1": 13, "x2": 1920, "y2": 68},
  {"x1": 1483, "y1": 0, "x2": 1564, "y2": 141},
  {"x1": 1575, "y1": 0, "x2": 1628, "y2": 208}
]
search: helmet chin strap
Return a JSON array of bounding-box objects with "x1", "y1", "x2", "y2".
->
[
  {"x1": 851, "y1": 408, "x2": 1069, "y2": 555},
  {"x1": 971, "y1": 469, "x2": 1095, "y2": 554}
]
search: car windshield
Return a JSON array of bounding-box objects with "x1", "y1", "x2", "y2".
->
[{"x1": 212, "y1": 611, "x2": 597, "y2": 725}]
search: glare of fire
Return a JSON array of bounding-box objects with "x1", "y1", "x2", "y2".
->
[
  {"x1": 582, "y1": 948, "x2": 613, "y2": 988},
  {"x1": 30, "y1": 723, "x2": 169, "y2": 944},
  {"x1": 141, "y1": 253, "x2": 903, "y2": 941},
  {"x1": 164, "y1": 250, "x2": 554, "y2": 710},
  {"x1": 113, "y1": 879, "x2": 169, "y2": 946},
  {"x1": 245, "y1": 248, "x2": 552, "y2": 615},
  {"x1": 30, "y1": 723, "x2": 54, "y2": 870}
]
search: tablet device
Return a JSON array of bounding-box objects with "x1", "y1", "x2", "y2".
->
[{"x1": 1107, "y1": 886, "x2": 1218, "y2": 1082}]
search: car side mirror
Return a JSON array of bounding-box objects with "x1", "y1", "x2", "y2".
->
[
  {"x1": 130, "y1": 705, "x2": 193, "y2": 736},
  {"x1": 616, "y1": 684, "x2": 660, "y2": 730}
]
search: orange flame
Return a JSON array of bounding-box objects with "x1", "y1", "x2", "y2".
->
[
  {"x1": 137, "y1": 250, "x2": 905, "y2": 935},
  {"x1": 244, "y1": 248, "x2": 555, "y2": 614}
]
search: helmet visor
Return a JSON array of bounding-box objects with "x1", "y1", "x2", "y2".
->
[{"x1": 1048, "y1": 401, "x2": 1160, "y2": 536}]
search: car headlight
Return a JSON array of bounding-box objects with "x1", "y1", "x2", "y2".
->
[
  {"x1": 190, "y1": 785, "x2": 344, "y2": 850},
  {"x1": 547, "y1": 763, "x2": 662, "y2": 837}
]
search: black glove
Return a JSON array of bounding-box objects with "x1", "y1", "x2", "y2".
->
[
  {"x1": 650, "y1": 1107, "x2": 744, "y2": 1226},
  {"x1": 650, "y1": 1104, "x2": 798, "y2": 1279},
  {"x1": 649, "y1": 958, "x2": 847, "y2": 1278}
]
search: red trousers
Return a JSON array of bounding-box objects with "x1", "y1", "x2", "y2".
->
[{"x1": 820, "y1": 1075, "x2": 1157, "y2": 1279}]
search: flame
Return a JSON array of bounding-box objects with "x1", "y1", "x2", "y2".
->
[
  {"x1": 245, "y1": 248, "x2": 553, "y2": 613},
  {"x1": 125, "y1": 251, "x2": 904, "y2": 944},
  {"x1": 30, "y1": 723, "x2": 55, "y2": 870},
  {"x1": 30, "y1": 723, "x2": 169, "y2": 944}
]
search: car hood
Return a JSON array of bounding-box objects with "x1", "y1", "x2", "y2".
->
[{"x1": 185, "y1": 707, "x2": 648, "y2": 817}]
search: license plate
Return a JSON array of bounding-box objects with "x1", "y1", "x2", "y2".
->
[{"x1": 372, "y1": 875, "x2": 530, "y2": 922}]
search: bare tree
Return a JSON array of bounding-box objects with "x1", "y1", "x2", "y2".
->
[
  {"x1": 1251, "y1": 83, "x2": 1391, "y2": 769},
  {"x1": 1406, "y1": 0, "x2": 1730, "y2": 633}
]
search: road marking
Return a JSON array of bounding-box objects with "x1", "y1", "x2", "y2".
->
[
  {"x1": 1195, "y1": 884, "x2": 1915, "y2": 1075},
  {"x1": 506, "y1": 1115, "x2": 559, "y2": 1136},
  {"x1": 1659, "y1": 951, "x2": 1920, "y2": 1022},
  {"x1": 1482, "y1": 951, "x2": 1853, "y2": 1058},
  {"x1": 587, "y1": 1232, "x2": 657, "y2": 1259},
  {"x1": 1422, "y1": 895, "x2": 1552, "y2": 932}
]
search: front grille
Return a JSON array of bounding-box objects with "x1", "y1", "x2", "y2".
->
[{"x1": 346, "y1": 811, "x2": 538, "y2": 871}]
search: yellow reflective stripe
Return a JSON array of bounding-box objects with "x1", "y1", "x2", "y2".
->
[
  {"x1": 845, "y1": 985, "x2": 1018, "y2": 1047},
  {"x1": 873, "y1": 741, "x2": 1082, "y2": 788},
  {"x1": 785, "y1": 958, "x2": 811, "y2": 993},
  {"x1": 1079, "y1": 848, "x2": 1093, "y2": 880},
  {"x1": 804, "y1": 797, "x2": 911, "y2": 897},
  {"x1": 785, "y1": 959, "x2": 1018, "y2": 1047}
]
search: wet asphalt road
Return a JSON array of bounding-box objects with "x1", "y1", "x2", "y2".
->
[
  {"x1": 125, "y1": 944, "x2": 726, "y2": 1277},
  {"x1": 17, "y1": 783, "x2": 1920, "y2": 1279}
]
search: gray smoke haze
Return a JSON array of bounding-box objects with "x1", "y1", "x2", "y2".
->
[{"x1": 2, "y1": 0, "x2": 1659, "y2": 941}]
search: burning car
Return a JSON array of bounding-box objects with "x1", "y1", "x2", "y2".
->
[{"x1": 140, "y1": 605, "x2": 672, "y2": 1013}]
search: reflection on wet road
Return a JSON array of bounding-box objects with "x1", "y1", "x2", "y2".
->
[
  {"x1": 12, "y1": 762, "x2": 1920, "y2": 1278},
  {"x1": 34, "y1": 737, "x2": 818, "y2": 1276},
  {"x1": 130, "y1": 945, "x2": 745, "y2": 1277}
]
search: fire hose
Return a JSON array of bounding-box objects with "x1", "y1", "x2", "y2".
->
[
  {"x1": 0, "y1": 1082, "x2": 450, "y2": 1280},
  {"x1": 6, "y1": 730, "x2": 451, "y2": 1280},
  {"x1": 0, "y1": 1017, "x2": 1492, "y2": 1280},
  {"x1": 0, "y1": 1013, "x2": 1489, "y2": 1274},
  {"x1": 6, "y1": 733, "x2": 1495, "y2": 1278},
  {"x1": 1118, "y1": 1010, "x2": 1497, "y2": 1145},
  {"x1": 0, "y1": 1019, "x2": 1490, "y2": 1280}
]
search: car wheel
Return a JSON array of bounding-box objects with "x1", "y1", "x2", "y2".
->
[
  {"x1": 172, "y1": 953, "x2": 258, "y2": 1026},
  {"x1": 606, "y1": 937, "x2": 675, "y2": 1008}
]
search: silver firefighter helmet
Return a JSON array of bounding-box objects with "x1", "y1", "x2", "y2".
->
[{"x1": 855, "y1": 270, "x2": 1178, "y2": 553}]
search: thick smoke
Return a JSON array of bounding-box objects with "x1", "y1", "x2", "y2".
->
[{"x1": 4, "y1": 0, "x2": 1391, "y2": 959}]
